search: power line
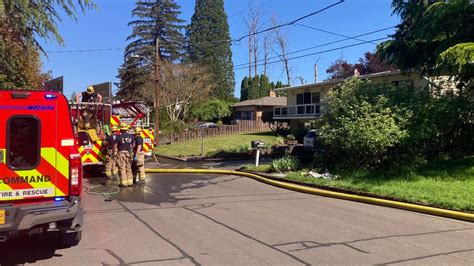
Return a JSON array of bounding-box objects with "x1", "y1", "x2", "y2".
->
[
  {"x1": 180, "y1": 0, "x2": 344, "y2": 46},
  {"x1": 47, "y1": 0, "x2": 343, "y2": 53},
  {"x1": 295, "y1": 23, "x2": 379, "y2": 45},
  {"x1": 46, "y1": 47, "x2": 123, "y2": 53},
  {"x1": 234, "y1": 0, "x2": 344, "y2": 42},
  {"x1": 234, "y1": 36, "x2": 391, "y2": 71},
  {"x1": 233, "y1": 26, "x2": 395, "y2": 68},
  {"x1": 234, "y1": 15, "x2": 474, "y2": 68}
]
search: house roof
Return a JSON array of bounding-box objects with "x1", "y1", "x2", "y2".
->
[
  {"x1": 232, "y1": 96, "x2": 287, "y2": 108},
  {"x1": 275, "y1": 69, "x2": 408, "y2": 92}
]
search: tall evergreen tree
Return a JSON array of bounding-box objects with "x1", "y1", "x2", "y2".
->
[
  {"x1": 117, "y1": 0, "x2": 185, "y2": 100},
  {"x1": 187, "y1": 0, "x2": 235, "y2": 100},
  {"x1": 239, "y1": 74, "x2": 284, "y2": 101},
  {"x1": 116, "y1": 56, "x2": 153, "y2": 104},
  {"x1": 240, "y1": 76, "x2": 249, "y2": 101},
  {"x1": 258, "y1": 74, "x2": 270, "y2": 98}
]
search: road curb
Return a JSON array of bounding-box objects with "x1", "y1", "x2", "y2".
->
[{"x1": 145, "y1": 168, "x2": 474, "y2": 223}]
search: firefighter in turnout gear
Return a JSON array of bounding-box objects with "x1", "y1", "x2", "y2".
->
[
  {"x1": 132, "y1": 127, "x2": 146, "y2": 183},
  {"x1": 115, "y1": 123, "x2": 134, "y2": 187},
  {"x1": 76, "y1": 86, "x2": 103, "y2": 103},
  {"x1": 104, "y1": 126, "x2": 120, "y2": 181}
]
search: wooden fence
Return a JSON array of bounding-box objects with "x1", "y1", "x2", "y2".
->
[{"x1": 159, "y1": 120, "x2": 271, "y2": 144}]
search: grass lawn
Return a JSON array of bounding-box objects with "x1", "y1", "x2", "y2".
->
[
  {"x1": 241, "y1": 164, "x2": 273, "y2": 172},
  {"x1": 156, "y1": 131, "x2": 280, "y2": 157},
  {"x1": 284, "y1": 156, "x2": 474, "y2": 212}
]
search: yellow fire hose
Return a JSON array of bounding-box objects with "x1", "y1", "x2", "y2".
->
[{"x1": 145, "y1": 168, "x2": 474, "y2": 223}]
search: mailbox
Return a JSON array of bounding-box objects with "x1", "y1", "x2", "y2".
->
[{"x1": 251, "y1": 140, "x2": 265, "y2": 149}]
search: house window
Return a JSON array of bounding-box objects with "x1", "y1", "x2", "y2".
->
[
  {"x1": 312, "y1": 92, "x2": 320, "y2": 104},
  {"x1": 296, "y1": 92, "x2": 320, "y2": 105},
  {"x1": 297, "y1": 106, "x2": 305, "y2": 114},
  {"x1": 238, "y1": 111, "x2": 255, "y2": 120},
  {"x1": 297, "y1": 93, "x2": 304, "y2": 105}
]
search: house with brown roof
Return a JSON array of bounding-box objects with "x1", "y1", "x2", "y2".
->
[{"x1": 232, "y1": 90, "x2": 287, "y2": 121}]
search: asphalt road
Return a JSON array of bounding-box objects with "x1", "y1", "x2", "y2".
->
[{"x1": 1, "y1": 163, "x2": 473, "y2": 265}]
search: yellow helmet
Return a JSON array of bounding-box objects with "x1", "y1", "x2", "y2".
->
[
  {"x1": 86, "y1": 86, "x2": 95, "y2": 94},
  {"x1": 119, "y1": 122, "x2": 129, "y2": 131},
  {"x1": 134, "y1": 127, "x2": 142, "y2": 134},
  {"x1": 111, "y1": 126, "x2": 119, "y2": 132}
]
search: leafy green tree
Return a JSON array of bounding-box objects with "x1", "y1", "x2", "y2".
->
[
  {"x1": 1, "y1": 0, "x2": 95, "y2": 51},
  {"x1": 192, "y1": 98, "x2": 232, "y2": 122},
  {"x1": 0, "y1": 20, "x2": 46, "y2": 89},
  {"x1": 378, "y1": 0, "x2": 474, "y2": 84},
  {"x1": 187, "y1": 0, "x2": 235, "y2": 100},
  {"x1": 0, "y1": 0, "x2": 94, "y2": 89},
  {"x1": 117, "y1": 0, "x2": 185, "y2": 101}
]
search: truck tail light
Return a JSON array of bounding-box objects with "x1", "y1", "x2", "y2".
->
[{"x1": 69, "y1": 148, "x2": 82, "y2": 196}]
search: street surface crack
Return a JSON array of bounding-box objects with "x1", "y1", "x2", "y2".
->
[
  {"x1": 183, "y1": 206, "x2": 311, "y2": 265},
  {"x1": 117, "y1": 201, "x2": 201, "y2": 265}
]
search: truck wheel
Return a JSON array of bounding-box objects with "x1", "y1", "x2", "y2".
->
[{"x1": 59, "y1": 230, "x2": 82, "y2": 247}]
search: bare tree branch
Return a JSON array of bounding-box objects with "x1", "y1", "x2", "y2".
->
[
  {"x1": 271, "y1": 15, "x2": 291, "y2": 86},
  {"x1": 244, "y1": 0, "x2": 265, "y2": 77},
  {"x1": 160, "y1": 62, "x2": 213, "y2": 122}
]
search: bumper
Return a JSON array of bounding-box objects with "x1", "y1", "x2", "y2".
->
[{"x1": 0, "y1": 197, "x2": 82, "y2": 241}]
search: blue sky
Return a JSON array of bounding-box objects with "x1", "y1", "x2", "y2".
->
[{"x1": 39, "y1": 0, "x2": 400, "y2": 99}]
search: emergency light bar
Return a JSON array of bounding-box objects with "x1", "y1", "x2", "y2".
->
[{"x1": 45, "y1": 94, "x2": 58, "y2": 99}]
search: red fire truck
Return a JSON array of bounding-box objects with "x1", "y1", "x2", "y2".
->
[
  {"x1": 0, "y1": 90, "x2": 83, "y2": 246},
  {"x1": 70, "y1": 101, "x2": 155, "y2": 167}
]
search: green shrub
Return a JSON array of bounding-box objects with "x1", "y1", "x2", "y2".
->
[
  {"x1": 272, "y1": 136, "x2": 285, "y2": 146},
  {"x1": 318, "y1": 78, "x2": 473, "y2": 169},
  {"x1": 271, "y1": 157, "x2": 299, "y2": 172},
  {"x1": 242, "y1": 164, "x2": 272, "y2": 172},
  {"x1": 227, "y1": 144, "x2": 251, "y2": 153},
  {"x1": 262, "y1": 143, "x2": 273, "y2": 150}
]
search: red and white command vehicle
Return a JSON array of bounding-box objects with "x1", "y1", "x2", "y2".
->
[{"x1": 0, "y1": 90, "x2": 83, "y2": 246}]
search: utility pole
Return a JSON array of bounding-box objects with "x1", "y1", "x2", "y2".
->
[
  {"x1": 314, "y1": 63, "x2": 318, "y2": 83},
  {"x1": 154, "y1": 37, "x2": 161, "y2": 138}
]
